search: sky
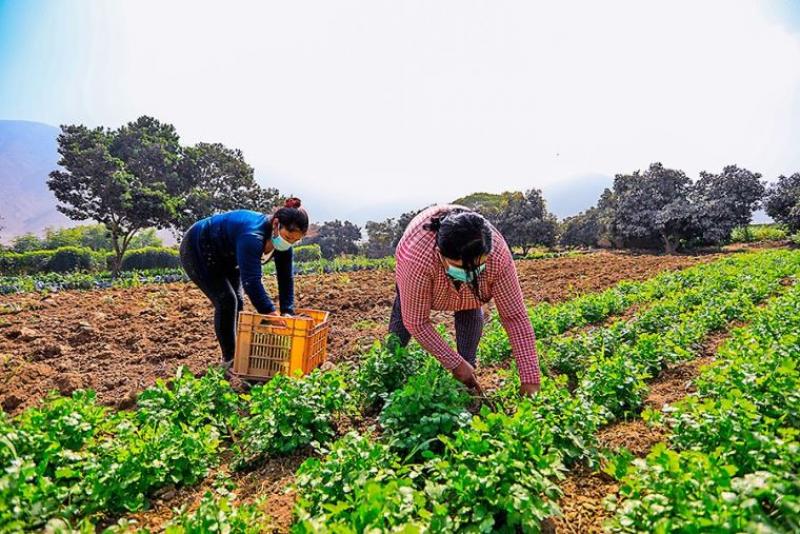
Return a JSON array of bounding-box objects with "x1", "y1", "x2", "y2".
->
[{"x1": 2, "y1": 0, "x2": 800, "y2": 224}]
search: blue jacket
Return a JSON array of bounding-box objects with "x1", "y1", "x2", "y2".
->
[{"x1": 194, "y1": 210, "x2": 294, "y2": 314}]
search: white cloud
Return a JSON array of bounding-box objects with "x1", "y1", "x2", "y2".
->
[{"x1": 6, "y1": 0, "x2": 800, "y2": 222}]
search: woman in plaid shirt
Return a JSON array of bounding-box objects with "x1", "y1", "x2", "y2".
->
[{"x1": 390, "y1": 205, "x2": 541, "y2": 396}]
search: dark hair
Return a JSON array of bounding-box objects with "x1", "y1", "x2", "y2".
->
[
  {"x1": 426, "y1": 209, "x2": 492, "y2": 302},
  {"x1": 272, "y1": 197, "x2": 309, "y2": 233}
]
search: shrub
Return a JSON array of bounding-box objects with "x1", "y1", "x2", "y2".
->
[
  {"x1": 294, "y1": 244, "x2": 322, "y2": 262},
  {"x1": 119, "y1": 247, "x2": 181, "y2": 271},
  {"x1": 47, "y1": 246, "x2": 100, "y2": 272},
  {"x1": 0, "y1": 247, "x2": 102, "y2": 275},
  {"x1": 730, "y1": 224, "x2": 787, "y2": 243}
]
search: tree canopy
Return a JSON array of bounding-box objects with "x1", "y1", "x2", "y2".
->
[{"x1": 48, "y1": 116, "x2": 277, "y2": 274}]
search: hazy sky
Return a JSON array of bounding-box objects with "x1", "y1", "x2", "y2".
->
[{"x1": 2, "y1": 0, "x2": 800, "y2": 223}]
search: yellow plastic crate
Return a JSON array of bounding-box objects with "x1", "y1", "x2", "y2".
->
[{"x1": 233, "y1": 308, "x2": 330, "y2": 381}]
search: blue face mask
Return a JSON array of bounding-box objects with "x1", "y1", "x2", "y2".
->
[
  {"x1": 446, "y1": 262, "x2": 486, "y2": 283},
  {"x1": 272, "y1": 225, "x2": 296, "y2": 252}
]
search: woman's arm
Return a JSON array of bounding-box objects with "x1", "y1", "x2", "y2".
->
[
  {"x1": 491, "y1": 241, "x2": 541, "y2": 386},
  {"x1": 237, "y1": 234, "x2": 277, "y2": 314},
  {"x1": 274, "y1": 248, "x2": 295, "y2": 315}
]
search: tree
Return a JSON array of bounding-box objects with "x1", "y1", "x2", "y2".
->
[
  {"x1": 48, "y1": 116, "x2": 271, "y2": 274},
  {"x1": 48, "y1": 117, "x2": 183, "y2": 275},
  {"x1": 364, "y1": 218, "x2": 397, "y2": 258},
  {"x1": 43, "y1": 225, "x2": 89, "y2": 249},
  {"x1": 764, "y1": 173, "x2": 800, "y2": 233},
  {"x1": 611, "y1": 163, "x2": 695, "y2": 253},
  {"x1": 595, "y1": 188, "x2": 620, "y2": 248},
  {"x1": 452, "y1": 192, "x2": 523, "y2": 226},
  {"x1": 692, "y1": 165, "x2": 765, "y2": 244},
  {"x1": 11, "y1": 233, "x2": 44, "y2": 253},
  {"x1": 453, "y1": 192, "x2": 507, "y2": 219},
  {"x1": 493, "y1": 189, "x2": 557, "y2": 253},
  {"x1": 307, "y1": 220, "x2": 362, "y2": 259},
  {"x1": 362, "y1": 208, "x2": 426, "y2": 259},
  {"x1": 38, "y1": 224, "x2": 162, "y2": 251},
  {"x1": 177, "y1": 142, "x2": 280, "y2": 233},
  {"x1": 42, "y1": 224, "x2": 108, "y2": 250},
  {"x1": 129, "y1": 228, "x2": 164, "y2": 248},
  {"x1": 392, "y1": 209, "x2": 424, "y2": 248},
  {"x1": 560, "y1": 208, "x2": 602, "y2": 248}
]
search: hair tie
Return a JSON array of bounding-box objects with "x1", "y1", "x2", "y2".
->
[{"x1": 284, "y1": 197, "x2": 302, "y2": 209}]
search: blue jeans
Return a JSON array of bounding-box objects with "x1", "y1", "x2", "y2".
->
[{"x1": 180, "y1": 223, "x2": 244, "y2": 362}]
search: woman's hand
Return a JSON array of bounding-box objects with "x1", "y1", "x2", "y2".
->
[
  {"x1": 266, "y1": 311, "x2": 279, "y2": 316},
  {"x1": 451, "y1": 360, "x2": 480, "y2": 390},
  {"x1": 519, "y1": 382, "x2": 541, "y2": 397}
]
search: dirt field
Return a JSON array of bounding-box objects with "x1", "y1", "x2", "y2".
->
[{"x1": 0, "y1": 251, "x2": 716, "y2": 416}]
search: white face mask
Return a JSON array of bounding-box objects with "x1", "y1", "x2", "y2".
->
[{"x1": 271, "y1": 224, "x2": 300, "y2": 252}]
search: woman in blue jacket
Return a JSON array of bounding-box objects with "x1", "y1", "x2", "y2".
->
[{"x1": 179, "y1": 198, "x2": 309, "y2": 364}]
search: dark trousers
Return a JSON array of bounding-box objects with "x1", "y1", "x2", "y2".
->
[
  {"x1": 388, "y1": 287, "x2": 484, "y2": 366},
  {"x1": 180, "y1": 224, "x2": 244, "y2": 362}
]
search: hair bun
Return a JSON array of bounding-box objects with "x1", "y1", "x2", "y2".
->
[{"x1": 284, "y1": 197, "x2": 302, "y2": 209}]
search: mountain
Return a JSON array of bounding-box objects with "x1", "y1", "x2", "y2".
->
[{"x1": 0, "y1": 120, "x2": 71, "y2": 240}]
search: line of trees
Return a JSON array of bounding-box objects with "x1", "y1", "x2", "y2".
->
[
  {"x1": 34, "y1": 114, "x2": 800, "y2": 266},
  {"x1": 358, "y1": 163, "x2": 800, "y2": 258},
  {"x1": 4, "y1": 225, "x2": 162, "y2": 254},
  {"x1": 561, "y1": 163, "x2": 799, "y2": 252}
]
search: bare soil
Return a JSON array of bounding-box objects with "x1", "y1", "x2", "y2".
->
[
  {"x1": 0, "y1": 251, "x2": 726, "y2": 532},
  {"x1": 0, "y1": 252, "x2": 714, "y2": 416}
]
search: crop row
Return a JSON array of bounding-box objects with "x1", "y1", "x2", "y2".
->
[
  {"x1": 0, "y1": 256, "x2": 398, "y2": 295},
  {"x1": 288, "y1": 249, "x2": 800, "y2": 532},
  {"x1": 604, "y1": 280, "x2": 800, "y2": 532},
  {"x1": 479, "y1": 254, "x2": 751, "y2": 363},
  {"x1": 1, "y1": 249, "x2": 797, "y2": 532},
  {"x1": 0, "y1": 269, "x2": 189, "y2": 294}
]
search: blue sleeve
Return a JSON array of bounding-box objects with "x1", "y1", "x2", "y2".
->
[
  {"x1": 236, "y1": 234, "x2": 276, "y2": 314},
  {"x1": 274, "y1": 248, "x2": 295, "y2": 315}
]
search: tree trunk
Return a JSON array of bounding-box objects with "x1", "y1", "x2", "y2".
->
[
  {"x1": 661, "y1": 232, "x2": 676, "y2": 254},
  {"x1": 110, "y1": 227, "x2": 137, "y2": 279},
  {"x1": 111, "y1": 233, "x2": 123, "y2": 279}
]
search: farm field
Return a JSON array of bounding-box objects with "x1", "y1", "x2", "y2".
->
[
  {"x1": 2, "y1": 247, "x2": 798, "y2": 533},
  {"x1": 0, "y1": 251, "x2": 710, "y2": 415},
  {"x1": 5, "y1": 2, "x2": 800, "y2": 532}
]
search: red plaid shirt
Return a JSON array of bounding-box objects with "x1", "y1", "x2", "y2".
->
[{"x1": 395, "y1": 205, "x2": 541, "y2": 385}]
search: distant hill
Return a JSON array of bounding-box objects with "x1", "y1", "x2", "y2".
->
[{"x1": 0, "y1": 120, "x2": 71, "y2": 240}]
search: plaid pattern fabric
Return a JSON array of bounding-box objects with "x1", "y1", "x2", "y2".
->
[
  {"x1": 389, "y1": 287, "x2": 484, "y2": 366},
  {"x1": 395, "y1": 205, "x2": 541, "y2": 384}
]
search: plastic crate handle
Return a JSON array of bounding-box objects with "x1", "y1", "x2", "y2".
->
[{"x1": 259, "y1": 317, "x2": 290, "y2": 328}]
